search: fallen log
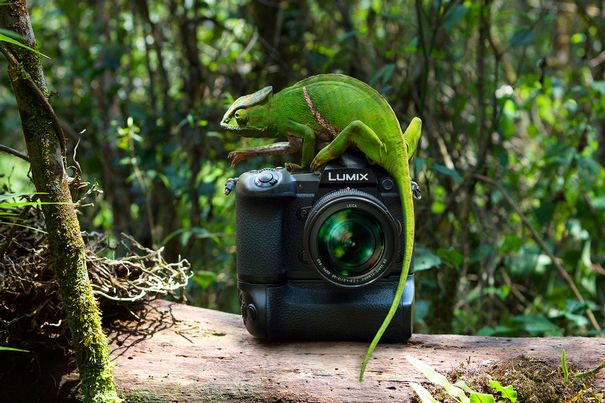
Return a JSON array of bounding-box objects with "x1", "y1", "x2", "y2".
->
[{"x1": 4, "y1": 300, "x2": 605, "y2": 402}]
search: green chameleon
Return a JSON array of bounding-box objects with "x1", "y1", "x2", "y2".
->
[{"x1": 221, "y1": 74, "x2": 422, "y2": 381}]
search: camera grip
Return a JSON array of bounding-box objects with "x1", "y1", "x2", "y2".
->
[
  {"x1": 236, "y1": 198, "x2": 285, "y2": 282},
  {"x1": 239, "y1": 275, "x2": 414, "y2": 341}
]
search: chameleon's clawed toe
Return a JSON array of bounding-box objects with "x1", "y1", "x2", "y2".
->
[
  {"x1": 285, "y1": 162, "x2": 304, "y2": 172},
  {"x1": 228, "y1": 151, "x2": 244, "y2": 167}
]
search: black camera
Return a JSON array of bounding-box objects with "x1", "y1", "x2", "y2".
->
[{"x1": 233, "y1": 152, "x2": 413, "y2": 341}]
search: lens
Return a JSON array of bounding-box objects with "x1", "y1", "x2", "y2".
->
[
  {"x1": 304, "y1": 188, "x2": 398, "y2": 288},
  {"x1": 317, "y1": 209, "x2": 384, "y2": 277}
]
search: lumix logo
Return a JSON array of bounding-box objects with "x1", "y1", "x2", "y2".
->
[{"x1": 327, "y1": 172, "x2": 370, "y2": 182}]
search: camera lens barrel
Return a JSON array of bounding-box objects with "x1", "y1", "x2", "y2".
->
[{"x1": 304, "y1": 188, "x2": 399, "y2": 288}]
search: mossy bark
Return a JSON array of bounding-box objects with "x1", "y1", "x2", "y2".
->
[{"x1": 0, "y1": 1, "x2": 119, "y2": 401}]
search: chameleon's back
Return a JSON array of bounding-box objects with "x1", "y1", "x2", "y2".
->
[{"x1": 273, "y1": 74, "x2": 405, "y2": 150}]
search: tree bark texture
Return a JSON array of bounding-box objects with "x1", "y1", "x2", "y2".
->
[
  {"x1": 32, "y1": 300, "x2": 603, "y2": 402},
  {"x1": 0, "y1": 1, "x2": 118, "y2": 401}
]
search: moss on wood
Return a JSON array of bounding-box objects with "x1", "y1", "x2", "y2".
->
[
  {"x1": 424, "y1": 355, "x2": 603, "y2": 403},
  {"x1": 0, "y1": 1, "x2": 119, "y2": 401}
]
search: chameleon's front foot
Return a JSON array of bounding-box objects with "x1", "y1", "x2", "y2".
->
[{"x1": 228, "y1": 150, "x2": 247, "y2": 167}]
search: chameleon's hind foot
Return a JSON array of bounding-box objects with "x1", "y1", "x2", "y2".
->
[
  {"x1": 310, "y1": 120, "x2": 387, "y2": 171},
  {"x1": 310, "y1": 149, "x2": 332, "y2": 171},
  {"x1": 285, "y1": 162, "x2": 304, "y2": 172}
]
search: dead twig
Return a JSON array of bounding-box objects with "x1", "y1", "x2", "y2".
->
[{"x1": 0, "y1": 144, "x2": 29, "y2": 162}]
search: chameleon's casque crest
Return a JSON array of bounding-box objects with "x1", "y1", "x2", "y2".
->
[{"x1": 221, "y1": 86, "x2": 273, "y2": 125}]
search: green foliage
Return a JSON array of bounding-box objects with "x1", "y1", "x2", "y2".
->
[
  {"x1": 0, "y1": 32, "x2": 49, "y2": 59},
  {"x1": 0, "y1": 193, "x2": 51, "y2": 234},
  {"x1": 407, "y1": 356, "x2": 515, "y2": 403},
  {"x1": 406, "y1": 355, "x2": 470, "y2": 402},
  {"x1": 1, "y1": 0, "x2": 603, "y2": 331},
  {"x1": 561, "y1": 350, "x2": 569, "y2": 384},
  {"x1": 414, "y1": 247, "x2": 442, "y2": 272},
  {"x1": 490, "y1": 380, "x2": 518, "y2": 402},
  {"x1": 574, "y1": 360, "x2": 605, "y2": 380},
  {"x1": 410, "y1": 382, "x2": 440, "y2": 403},
  {"x1": 0, "y1": 346, "x2": 29, "y2": 352}
]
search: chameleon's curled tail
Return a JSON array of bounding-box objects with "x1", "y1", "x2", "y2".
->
[{"x1": 359, "y1": 117, "x2": 421, "y2": 382}]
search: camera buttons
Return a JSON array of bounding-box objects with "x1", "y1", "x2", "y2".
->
[
  {"x1": 255, "y1": 169, "x2": 279, "y2": 187},
  {"x1": 246, "y1": 304, "x2": 257, "y2": 320},
  {"x1": 381, "y1": 177, "x2": 395, "y2": 191}
]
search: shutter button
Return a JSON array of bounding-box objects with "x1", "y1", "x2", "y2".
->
[{"x1": 258, "y1": 171, "x2": 273, "y2": 183}]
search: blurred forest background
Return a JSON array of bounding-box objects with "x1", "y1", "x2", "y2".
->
[{"x1": 1, "y1": 0, "x2": 605, "y2": 337}]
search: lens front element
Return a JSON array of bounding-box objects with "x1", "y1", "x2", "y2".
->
[
  {"x1": 304, "y1": 189, "x2": 398, "y2": 287},
  {"x1": 317, "y1": 209, "x2": 384, "y2": 278}
]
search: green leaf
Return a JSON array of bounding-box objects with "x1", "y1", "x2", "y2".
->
[
  {"x1": 437, "y1": 247, "x2": 464, "y2": 267},
  {"x1": 590, "y1": 196, "x2": 605, "y2": 210},
  {"x1": 509, "y1": 30, "x2": 534, "y2": 48},
  {"x1": 470, "y1": 393, "x2": 496, "y2": 403},
  {"x1": 476, "y1": 325, "x2": 515, "y2": 337},
  {"x1": 508, "y1": 246, "x2": 552, "y2": 275},
  {"x1": 370, "y1": 63, "x2": 395, "y2": 87},
  {"x1": 409, "y1": 382, "x2": 440, "y2": 403},
  {"x1": 403, "y1": 37, "x2": 418, "y2": 53},
  {"x1": 0, "y1": 201, "x2": 66, "y2": 207},
  {"x1": 512, "y1": 314, "x2": 562, "y2": 335},
  {"x1": 592, "y1": 81, "x2": 605, "y2": 95},
  {"x1": 0, "y1": 28, "x2": 23, "y2": 39},
  {"x1": 304, "y1": 50, "x2": 329, "y2": 70},
  {"x1": 0, "y1": 221, "x2": 46, "y2": 233},
  {"x1": 192, "y1": 271, "x2": 218, "y2": 290},
  {"x1": 0, "y1": 192, "x2": 45, "y2": 202},
  {"x1": 574, "y1": 361, "x2": 605, "y2": 379},
  {"x1": 0, "y1": 211, "x2": 18, "y2": 216},
  {"x1": 534, "y1": 201, "x2": 554, "y2": 226},
  {"x1": 442, "y1": 4, "x2": 468, "y2": 32},
  {"x1": 490, "y1": 380, "x2": 518, "y2": 402},
  {"x1": 406, "y1": 356, "x2": 470, "y2": 403},
  {"x1": 432, "y1": 163, "x2": 463, "y2": 183},
  {"x1": 160, "y1": 227, "x2": 222, "y2": 247},
  {"x1": 454, "y1": 380, "x2": 477, "y2": 394},
  {"x1": 561, "y1": 350, "x2": 569, "y2": 384},
  {"x1": 0, "y1": 33, "x2": 50, "y2": 59},
  {"x1": 414, "y1": 247, "x2": 442, "y2": 271},
  {"x1": 0, "y1": 346, "x2": 29, "y2": 353}
]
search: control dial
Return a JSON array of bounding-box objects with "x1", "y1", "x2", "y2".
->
[{"x1": 254, "y1": 169, "x2": 279, "y2": 187}]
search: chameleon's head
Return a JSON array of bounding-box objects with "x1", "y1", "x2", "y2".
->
[{"x1": 221, "y1": 86, "x2": 274, "y2": 137}]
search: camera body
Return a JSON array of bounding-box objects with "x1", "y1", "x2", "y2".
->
[{"x1": 235, "y1": 152, "x2": 414, "y2": 341}]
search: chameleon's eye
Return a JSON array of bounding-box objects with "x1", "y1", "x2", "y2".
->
[{"x1": 234, "y1": 109, "x2": 248, "y2": 124}]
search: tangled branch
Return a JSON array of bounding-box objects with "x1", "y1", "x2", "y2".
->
[
  {"x1": 0, "y1": 191, "x2": 192, "y2": 346},
  {"x1": 86, "y1": 233, "x2": 190, "y2": 303}
]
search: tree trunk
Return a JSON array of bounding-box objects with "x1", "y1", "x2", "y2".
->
[{"x1": 0, "y1": 1, "x2": 118, "y2": 401}]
